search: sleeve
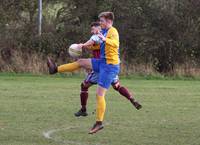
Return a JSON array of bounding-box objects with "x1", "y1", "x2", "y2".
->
[
  {"x1": 105, "y1": 29, "x2": 119, "y2": 48},
  {"x1": 90, "y1": 35, "x2": 101, "y2": 44}
]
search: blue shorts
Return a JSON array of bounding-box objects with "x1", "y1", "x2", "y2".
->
[
  {"x1": 91, "y1": 58, "x2": 120, "y2": 89},
  {"x1": 85, "y1": 71, "x2": 119, "y2": 84}
]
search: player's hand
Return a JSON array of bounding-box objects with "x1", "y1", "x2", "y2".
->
[
  {"x1": 97, "y1": 33, "x2": 106, "y2": 41},
  {"x1": 77, "y1": 43, "x2": 84, "y2": 49}
]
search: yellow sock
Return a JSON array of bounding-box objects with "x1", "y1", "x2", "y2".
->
[
  {"x1": 96, "y1": 95, "x2": 106, "y2": 122},
  {"x1": 58, "y1": 62, "x2": 80, "y2": 73}
]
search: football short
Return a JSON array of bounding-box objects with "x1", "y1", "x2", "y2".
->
[
  {"x1": 91, "y1": 58, "x2": 120, "y2": 89},
  {"x1": 84, "y1": 71, "x2": 99, "y2": 84},
  {"x1": 84, "y1": 71, "x2": 119, "y2": 85}
]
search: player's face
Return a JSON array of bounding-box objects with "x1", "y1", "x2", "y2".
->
[
  {"x1": 99, "y1": 17, "x2": 107, "y2": 29},
  {"x1": 91, "y1": 26, "x2": 101, "y2": 34},
  {"x1": 99, "y1": 17, "x2": 113, "y2": 29}
]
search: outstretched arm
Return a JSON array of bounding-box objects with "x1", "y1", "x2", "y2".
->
[
  {"x1": 82, "y1": 40, "x2": 95, "y2": 49},
  {"x1": 79, "y1": 35, "x2": 101, "y2": 50}
]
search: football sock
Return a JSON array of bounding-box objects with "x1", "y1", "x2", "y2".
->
[
  {"x1": 80, "y1": 91, "x2": 88, "y2": 112},
  {"x1": 96, "y1": 95, "x2": 106, "y2": 122},
  {"x1": 80, "y1": 82, "x2": 92, "y2": 112},
  {"x1": 118, "y1": 86, "x2": 133, "y2": 101},
  {"x1": 58, "y1": 62, "x2": 80, "y2": 72}
]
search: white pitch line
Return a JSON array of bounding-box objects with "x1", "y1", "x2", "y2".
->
[
  {"x1": 43, "y1": 126, "x2": 75, "y2": 139},
  {"x1": 43, "y1": 122, "x2": 110, "y2": 145},
  {"x1": 43, "y1": 126, "x2": 87, "y2": 145}
]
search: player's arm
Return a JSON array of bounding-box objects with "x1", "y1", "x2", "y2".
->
[
  {"x1": 105, "y1": 31, "x2": 119, "y2": 48},
  {"x1": 80, "y1": 35, "x2": 100, "y2": 49},
  {"x1": 77, "y1": 40, "x2": 94, "y2": 50},
  {"x1": 98, "y1": 29, "x2": 119, "y2": 48},
  {"x1": 80, "y1": 40, "x2": 95, "y2": 49}
]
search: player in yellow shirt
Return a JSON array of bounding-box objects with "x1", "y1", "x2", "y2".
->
[{"x1": 75, "y1": 22, "x2": 142, "y2": 117}]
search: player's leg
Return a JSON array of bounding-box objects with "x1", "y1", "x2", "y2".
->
[
  {"x1": 75, "y1": 71, "x2": 99, "y2": 117},
  {"x1": 112, "y1": 80, "x2": 142, "y2": 110},
  {"x1": 89, "y1": 64, "x2": 118, "y2": 134},
  {"x1": 74, "y1": 81, "x2": 93, "y2": 117},
  {"x1": 89, "y1": 85, "x2": 107, "y2": 134},
  {"x1": 74, "y1": 59, "x2": 100, "y2": 118},
  {"x1": 80, "y1": 82, "x2": 92, "y2": 112},
  {"x1": 47, "y1": 58, "x2": 92, "y2": 74}
]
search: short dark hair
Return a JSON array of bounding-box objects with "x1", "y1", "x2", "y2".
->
[
  {"x1": 90, "y1": 22, "x2": 100, "y2": 27},
  {"x1": 98, "y1": 12, "x2": 114, "y2": 21}
]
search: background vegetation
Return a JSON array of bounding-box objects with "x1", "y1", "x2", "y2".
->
[{"x1": 0, "y1": 0, "x2": 200, "y2": 76}]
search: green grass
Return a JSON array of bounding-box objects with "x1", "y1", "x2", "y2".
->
[{"x1": 0, "y1": 74, "x2": 200, "y2": 145}]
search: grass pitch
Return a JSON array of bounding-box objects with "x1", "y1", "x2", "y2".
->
[{"x1": 0, "y1": 74, "x2": 200, "y2": 145}]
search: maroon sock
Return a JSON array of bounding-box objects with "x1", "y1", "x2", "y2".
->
[
  {"x1": 80, "y1": 91, "x2": 88, "y2": 112},
  {"x1": 118, "y1": 86, "x2": 134, "y2": 101},
  {"x1": 112, "y1": 82, "x2": 134, "y2": 101},
  {"x1": 80, "y1": 82, "x2": 91, "y2": 112}
]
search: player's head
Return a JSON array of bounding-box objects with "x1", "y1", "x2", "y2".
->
[
  {"x1": 98, "y1": 12, "x2": 114, "y2": 29},
  {"x1": 90, "y1": 22, "x2": 101, "y2": 34}
]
